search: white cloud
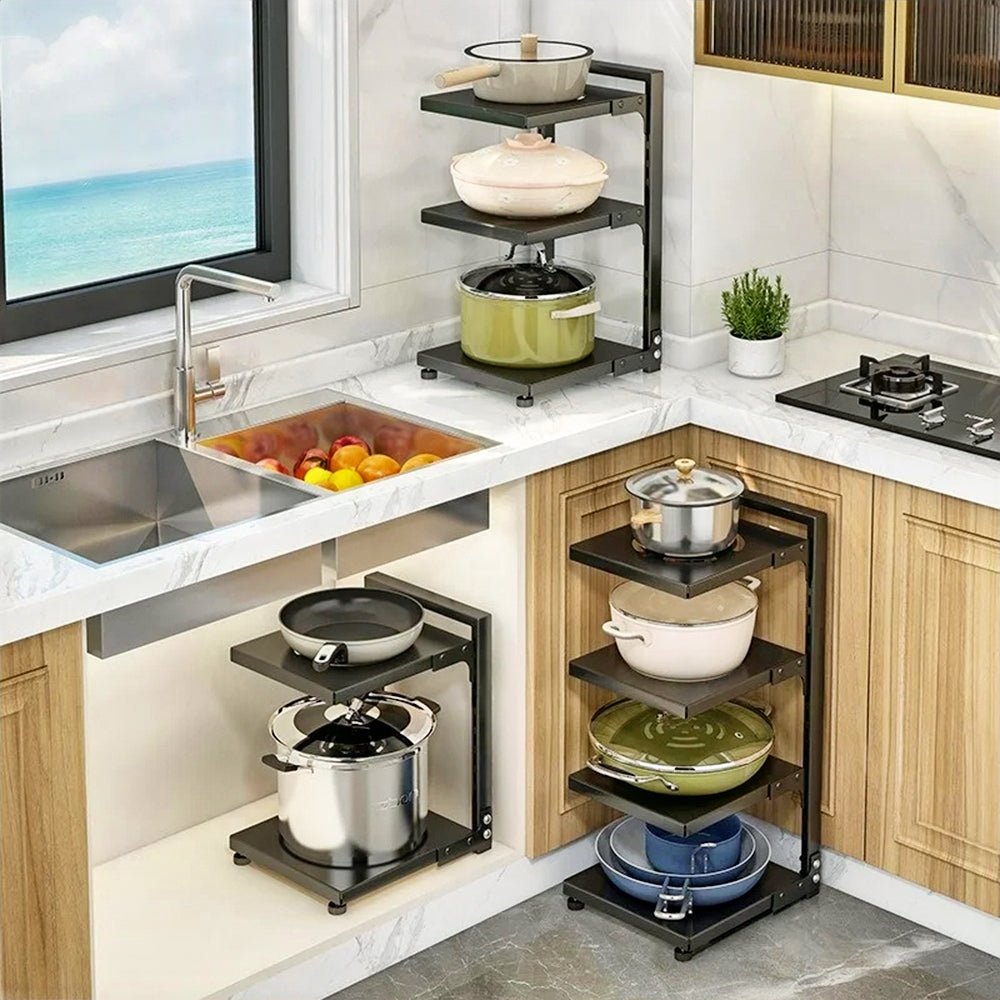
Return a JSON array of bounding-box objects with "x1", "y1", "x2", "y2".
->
[{"x1": 0, "y1": 0, "x2": 256, "y2": 188}]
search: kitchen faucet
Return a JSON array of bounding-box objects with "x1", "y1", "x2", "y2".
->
[{"x1": 174, "y1": 264, "x2": 281, "y2": 447}]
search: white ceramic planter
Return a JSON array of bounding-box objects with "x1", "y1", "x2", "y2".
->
[{"x1": 728, "y1": 332, "x2": 785, "y2": 379}]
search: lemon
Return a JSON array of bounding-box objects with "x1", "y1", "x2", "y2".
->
[
  {"x1": 303, "y1": 466, "x2": 334, "y2": 489},
  {"x1": 330, "y1": 468, "x2": 364, "y2": 491}
]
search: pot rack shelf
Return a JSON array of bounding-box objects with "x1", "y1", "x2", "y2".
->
[
  {"x1": 416, "y1": 61, "x2": 664, "y2": 407},
  {"x1": 563, "y1": 492, "x2": 828, "y2": 961},
  {"x1": 228, "y1": 573, "x2": 493, "y2": 916}
]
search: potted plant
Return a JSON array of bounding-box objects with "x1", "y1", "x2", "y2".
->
[{"x1": 721, "y1": 269, "x2": 791, "y2": 378}]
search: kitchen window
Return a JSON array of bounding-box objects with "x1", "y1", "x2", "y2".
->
[{"x1": 0, "y1": 0, "x2": 291, "y2": 344}]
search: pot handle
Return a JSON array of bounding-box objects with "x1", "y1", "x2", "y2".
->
[
  {"x1": 434, "y1": 63, "x2": 502, "y2": 88},
  {"x1": 630, "y1": 508, "x2": 662, "y2": 528},
  {"x1": 691, "y1": 843, "x2": 718, "y2": 873},
  {"x1": 415, "y1": 696, "x2": 442, "y2": 715},
  {"x1": 550, "y1": 301, "x2": 602, "y2": 321},
  {"x1": 601, "y1": 621, "x2": 649, "y2": 645},
  {"x1": 738, "y1": 576, "x2": 762, "y2": 592},
  {"x1": 313, "y1": 642, "x2": 348, "y2": 672},
  {"x1": 587, "y1": 756, "x2": 679, "y2": 792},
  {"x1": 654, "y1": 877, "x2": 693, "y2": 921},
  {"x1": 261, "y1": 754, "x2": 298, "y2": 773}
]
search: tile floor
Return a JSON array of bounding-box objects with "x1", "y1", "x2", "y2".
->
[{"x1": 332, "y1": 885, "x2": 1000, "y2": 999}]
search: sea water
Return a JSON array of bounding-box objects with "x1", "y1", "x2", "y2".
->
[{"x1": 2, "y1": 158, "x2": 257, "y2": 300}]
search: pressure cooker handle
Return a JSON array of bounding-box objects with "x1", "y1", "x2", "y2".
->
[
  {"x1": 550, "y1": 301, "x2": 602, "y2": 321},
  {"x1": 261, "y1": 754, "x2": 298, "y2": 773},
  {"x1": 434, "y1": 63, "x2": 501, "y2": 88}
]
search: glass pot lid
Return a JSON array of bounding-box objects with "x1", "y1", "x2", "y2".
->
[
  {"x1": 451, "y1": 133, "x2": 608, "y2": 189},
  {"x1": 460, "y1": 260, "x2": 595, "y2": 300},
  {"x1": 270, "y1": 693, "x2": 436, "y2": 763},
  {"x1": 589, "y1": 699, "x2": 773, "y2": 772},
  {"x1": 466, "y1": 39, "x2": 593, "y2": 63},
  {"x1": 626, "y1": 458, "x2": 745, "y2": 507},
  {"x1": 610, "y1": 577, "x2": 759, "y2": 627}
]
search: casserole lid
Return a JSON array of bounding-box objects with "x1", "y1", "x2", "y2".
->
[
  {"x1": 270, "y1": 693, "x2": 436, "y2": 762},
  {"x1": 465, "y1": 39, "x2": 593, "y2": 63},
  {"x1": 609, "y1": 577, "x2": 759, "y2": 626},
  {"x1": 589, "y1": 699, "x2": 773, "y2": 773},
  {"x1": 626, "y1": 458, "x2": 744, "y2": 507},
  {"x1": 460, "y1": 260, "x2": 594, "y2": 299},
  {"x1": 452, "y1": 132, "x2": 608, "y2": 189}
]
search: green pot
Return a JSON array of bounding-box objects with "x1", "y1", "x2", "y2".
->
[
  {"x1": 587, "y1": 699, "x2": 773, "y2": 797},
  {"x1": 458, "y1": 261, "x2": 599, "y2": 368}
]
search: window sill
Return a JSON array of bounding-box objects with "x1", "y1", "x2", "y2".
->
[{"x1": 0, "y1": 280, "x2": 353, "y2": 393}]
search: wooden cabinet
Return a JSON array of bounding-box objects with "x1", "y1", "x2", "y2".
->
[
  {"x1": 525, "y1": 428, "x2": 693, "y2": 856},
  {"x1": 0, "y1": 624, "x2": 91, "y2": 1000},
  {"x1": 692, "y1": 431, "x2": 874, "y2": 860},
  {"x1": 866, "y1": 482, "x2": 1000, "y2": 913}
]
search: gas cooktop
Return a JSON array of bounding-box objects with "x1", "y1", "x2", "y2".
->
[{"x1": 776, "y1": 353, "x2": 1000, "y2": 462}]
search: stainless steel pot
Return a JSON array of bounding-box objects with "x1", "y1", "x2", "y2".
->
[
  {"x1": 264, "y1": 692, "x2": 437, "y2": 867},
  {"x1": 435, "y1": 35, "x2": 593, "y2": 104},
  {"x1": 626, "y1": 458, "x2": 745, "y2": 558}
]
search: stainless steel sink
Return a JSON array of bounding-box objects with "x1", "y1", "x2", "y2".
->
[{"x1": 0, "y1": 439, "x2": 314, "y2": 565}]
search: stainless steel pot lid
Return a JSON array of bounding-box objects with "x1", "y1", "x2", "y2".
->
[
  {"x1": 609, "y1": 577, "x2": 759, "y2": 627},
  {"x1": 270, "y1": 693, "x2": 436, "y2": 763},
  {"x1": 460, "y1": 261, "x2": 595, "y2": 301},
  {"x1": 626, "y1": 458, "x2": 745, "y2": 507},
  {"x1": 466, "y1": 39, "x2": 593, "y2": 62}
]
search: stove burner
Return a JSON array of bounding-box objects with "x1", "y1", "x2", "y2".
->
[
  {"x1": 839, "y1": 353, "x2": 958, "y2": 412},
  {"x1": 870, "y1": 364, "x2": 927, "y2": 397}
]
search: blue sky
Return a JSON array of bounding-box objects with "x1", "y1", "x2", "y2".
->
[{"x1": 0, "y1": 0, "x2": 256, "y2": 189}]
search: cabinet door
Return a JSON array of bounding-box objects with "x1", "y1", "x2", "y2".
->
[
  {"x1": 693, "y1": 431, "x2": 874, "y2": 860},
  {"x1": 867, "y1": 482, "x2": 1000, "y2": 914},
  {"x1": 526, "y1": 429, "x2": 692, "y2": 856},
  {"x1": 0, "y1": 624, "x2": 91, "y2": 1000}
]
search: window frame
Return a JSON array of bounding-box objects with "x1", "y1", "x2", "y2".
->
[{"x1": 0, "y1": 0, "x2": 291, "y2": 345}]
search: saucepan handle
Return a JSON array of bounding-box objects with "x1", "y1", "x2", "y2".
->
[{"x1": 434, "y1": 63, "x2": 501, "y2": 88}]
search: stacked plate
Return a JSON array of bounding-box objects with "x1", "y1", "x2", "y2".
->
[{"x1": 595, "y1": 815, "x2": 771, "y2": 921}]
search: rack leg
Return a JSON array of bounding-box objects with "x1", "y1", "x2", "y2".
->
[
  {"x1": 421, "y1": 368, "x2": 438, "y2": 380},
  {"x1": 566, "y1": 897, "x2": 585, "y2": 912},
  {"x1": 328, "y1": 901, "x2": 347, "y2": 916},
  {"x1": 232, "y1": 852, "x2": 251, "y2": 867},
  {"x1": 516, "y1": 394, "x2": 534, "y2": 408},
  {"x1": 674, "y1": 948, "x2": 693, "y2": 963}
]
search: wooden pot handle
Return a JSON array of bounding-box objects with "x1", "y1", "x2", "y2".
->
[
  {"x1": 631, "y1": 509, "x2": 662, "y2": 527},
  {"x1": 434, "y1": 63, "x2": 502, "y2": 88},
  {"x1": 520, "y1": 33, "x2": 539, "y2": 59}
]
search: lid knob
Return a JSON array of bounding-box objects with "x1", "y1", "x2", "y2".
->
[
  {"x1": 504, "y1": 132, "x2": 552, "y2": 151},
  {"x1": 674, "y1": 458, "x2": 696, "y2": 481},
  {"x1": 520, "y1": 33, "x2": 539, "y2": 59}
]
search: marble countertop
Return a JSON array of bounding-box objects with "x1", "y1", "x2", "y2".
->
[{"x1": 3, "y1": 329, "x2": 998, "y2": 645}]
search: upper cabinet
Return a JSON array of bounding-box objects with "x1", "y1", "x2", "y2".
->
[{"x1": 695, "y1": 0, "x2": 1000, "y2": 108}]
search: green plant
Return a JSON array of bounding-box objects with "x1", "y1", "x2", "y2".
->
[{"x1": 721, "y1": 269, "x2": 791, "y2": 341}]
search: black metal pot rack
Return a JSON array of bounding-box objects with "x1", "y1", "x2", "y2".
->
[
  {"x1": 227, "y1": 573, "x2": 492, "y2": 915},
  {"x1": 416, "y1": 61, "x2": 664, "y2": 407},
  {"x1": 563, "y1": 491, "x2": 827, "y2": 960}
]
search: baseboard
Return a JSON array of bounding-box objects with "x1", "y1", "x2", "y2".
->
[{"x1": 752, "y1": 817, "x2": 1000, "y2": 960}]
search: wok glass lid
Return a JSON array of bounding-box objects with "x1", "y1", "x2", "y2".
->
[
  {"x1": 590, "y1": 699, "x2": 773, "y2": 772},
  {"x1": 271, "y1": 694, "x2": 435, "y2": 761},
  {"x1": 626, "y1": 458, "x2": 744, "y2": 507},
  {"x1": 610, "y1": 578, "x2": 758, "y2": 626},
  {"x1": 466, "y1": 39, "x2": 593, "y2": 62},
  {"x1": 460, "y1": 261, "x2": 594, "y2": 299}
]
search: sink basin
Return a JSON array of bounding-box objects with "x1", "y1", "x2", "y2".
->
[{"x1": 0, "y1": 439, "x2": 314, "y2": 565}]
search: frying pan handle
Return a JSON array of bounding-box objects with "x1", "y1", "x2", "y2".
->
[
  {"x1": 313, "y1": 642, "x2": 348, "y2": 672},
  {"x1": 434, "y1": 63, "x2": 501, "y2": 88},
  {"x1": 654, "y1": 877, "x2": 692, "y2": 921},
  {"x1": 261, "y1": 754, "x2": 298, "y2": 773}
]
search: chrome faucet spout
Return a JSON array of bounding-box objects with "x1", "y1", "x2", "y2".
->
[{"x1": 174, "y1": 265, "x2": 281, "y2": 447}]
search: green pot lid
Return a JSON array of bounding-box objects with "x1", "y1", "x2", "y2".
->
[{"x1": 589, "y1": 699, "x2": 773, "y2": 773}]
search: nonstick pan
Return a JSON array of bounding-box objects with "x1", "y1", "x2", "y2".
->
[{"x1": 279, "y1": 588, "x2": 425, "y2": 671}]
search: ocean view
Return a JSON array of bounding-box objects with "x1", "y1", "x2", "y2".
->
[{"x1": 3, "y1": 158, "x2": 257, "y2": 300}]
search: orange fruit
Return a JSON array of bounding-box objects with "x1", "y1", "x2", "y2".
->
[
  {"x1": 329, "y1": 468, "x2": 364, "y2": 491},
  {"x1": 401, "y1": 453, "x2": 442, "y2": 472},
  {"x1": 357, "y1": 454, "x2": 401, "y2": 482},
  {"x1": 330, "y1": 444, "x2": 370, "y2": 471}
]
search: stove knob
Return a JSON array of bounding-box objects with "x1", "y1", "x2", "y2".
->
[
  {"x1": 965, "y1": 413, "x2": 995, "y2": 441},
  {"x1": 919, "y1": 406, "x2": 946, "y2": 427}
]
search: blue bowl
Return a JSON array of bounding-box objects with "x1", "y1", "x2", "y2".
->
[{"x1": 645, "y1": 814, "x2": 743, "y2": 874}]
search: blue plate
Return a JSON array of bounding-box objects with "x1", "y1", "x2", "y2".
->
[{"x1": 609, "y1": 816, "x2": 754, "y2": 886}]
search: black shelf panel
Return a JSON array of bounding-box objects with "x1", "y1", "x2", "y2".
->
[
  {"x1": 568, "y1": 757, "x2": 802, "y2": 836},
  {"x1": 230, "y1": 812, "x2": 485, "y2": 907},
  {"x1": 230, "y1": 624, "x2": 471, "y2": 702},
  {"x1": 570, "y1": 639, "x2": 803, "y2": 718},
  {"x1": 421, "y1": 198, "x2": 643, "y2": 245},
  {"x1": 420, "y1": 85, "x2": 643, "y2": 128},
  {"x1": 563, "y1": 862, "x2": 808, "y2": 956},
  {"x1": 417, "y1": 338, "x2": 649, "y2": 399},
  {"x1": 569, "y1": 523, "x2": 807, "y2": 599}
]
